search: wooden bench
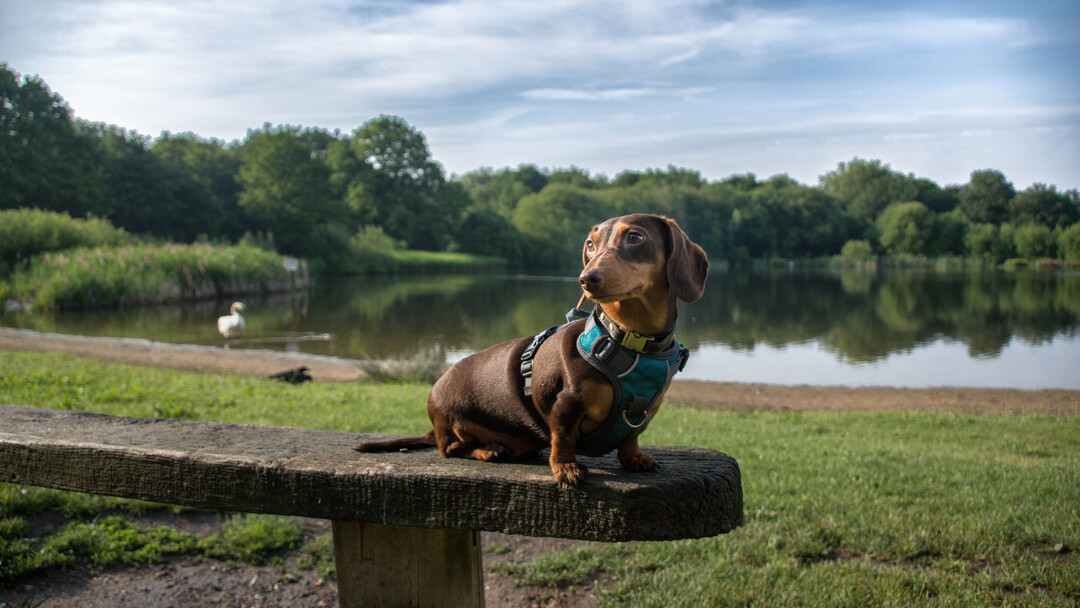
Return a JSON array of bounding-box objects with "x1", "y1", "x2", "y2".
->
[{"x1": 0, "y1": 404, "x2": 743, "y2": 607}]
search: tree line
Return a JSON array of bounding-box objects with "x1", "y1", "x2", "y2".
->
[{"x1": 3, "y1": 63, "x2": 1079, "y2": 272}]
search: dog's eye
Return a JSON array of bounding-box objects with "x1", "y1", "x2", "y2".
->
[
  {"x1": 585, "y1": 240, "x2": 596, "y2": 254},
  {"x1": 626, "y1": 231, "x2": 644, "y2": 244}
]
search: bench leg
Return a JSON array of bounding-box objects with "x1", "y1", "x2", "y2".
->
[{"x1": 332, "y1": 520, "x2": 485, "y2": 608}]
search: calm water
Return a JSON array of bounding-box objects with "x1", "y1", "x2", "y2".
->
[{"x1": 5, "y1": 270, "x2": 1080, "y2": 389}]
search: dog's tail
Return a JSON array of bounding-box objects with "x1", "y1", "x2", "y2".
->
[{"x1": 355, "y1": 431, "x2": 437, "y2": 453}]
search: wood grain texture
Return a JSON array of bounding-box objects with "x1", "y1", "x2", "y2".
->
[
  {"x1": 333, "y1": 521, "x2": 485, "y2": 608},
  {"x1": 0, "y1": 405, "x2": 742, "y2": 542}
]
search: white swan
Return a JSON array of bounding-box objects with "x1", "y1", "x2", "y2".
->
[{"x1": 217, "y1": 302, "x2": 247, "y2": 339}]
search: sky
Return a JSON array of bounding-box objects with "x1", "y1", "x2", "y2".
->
[{"x1": 2, "y1": 0, "x2": 1078, "y2": 190}]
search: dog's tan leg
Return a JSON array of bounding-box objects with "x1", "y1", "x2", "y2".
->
[
  {"x1": 617, "y1": 435, "x2": 659, "y2": 472},
  {"x1": 548, "y1": 396, "x2": 588, "y2": 485}
]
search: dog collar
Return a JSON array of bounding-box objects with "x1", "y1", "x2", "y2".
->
[{"x1": 596, "y1": 311, "x2": 677, "y2": 355}]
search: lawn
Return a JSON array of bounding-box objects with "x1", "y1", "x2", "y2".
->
[{"x1": 1, "y1": 351, "x2": 1077, "y2": 606}]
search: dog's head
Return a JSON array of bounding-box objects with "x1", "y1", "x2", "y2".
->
[{"x1": 580, "y1": 214, "x2": 708, "y2": 305}]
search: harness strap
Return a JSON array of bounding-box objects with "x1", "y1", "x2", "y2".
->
[
  {"x1": 519, "y1": 308, "x2": 691, "y2": 458},
  {"x1": 520, "y1": 325, "x2": 560, "y2": 397},
  {"x1": 521, "y1": 301, "x2": 594, "y2": 397},
  {"x1": 575, "y1": 311, "x2": 689, "y2": 457}
]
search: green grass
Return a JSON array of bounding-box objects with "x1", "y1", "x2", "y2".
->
[
  {"x1": 0, "y1": 208, "x2": 133, "y2": 277},
  {"x1": 0, "y1": 350, "x2": 431, "y2": 582},
  {"x1": 0, "y1": 352, "x2": 430, "y2": 432},
  {"x1": 389, "y1": 249, "x2": 506, "y2": 273},
  {"x1": 7, "y1": 243, "x2": 295, "y2": 310},
  {"x1": 502, "y1": 407, "x2": 1080, "y2": 606},
  {"x1": 0, "y1": 350, "x2": 1077, "y2": 606}
]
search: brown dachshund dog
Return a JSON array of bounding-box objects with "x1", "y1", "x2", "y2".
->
[{"x1": 356, "y1": 214, "x2": 708, "y2": 485}]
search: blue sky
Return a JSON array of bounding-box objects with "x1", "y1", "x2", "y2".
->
[{"x1": 2, "y1": 0, "x2": 1078, "y2": 189}]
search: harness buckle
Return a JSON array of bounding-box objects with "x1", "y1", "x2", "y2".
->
[{"x1": 619, "y1": 331, "x2": 650, "y2": 352}]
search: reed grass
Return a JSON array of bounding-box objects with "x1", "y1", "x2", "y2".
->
[
  {"x1": 0, "y1": 208, "x2": 133, "y2": 276},
  {"x1": 356, "y1": 346, "x2": 449, "y2": 383},
  {"x1": 389, "y1": 250, "x2": 506, "y2": 274},
  {"x1": 8, "y1": 243, "x2": 294, "y2": 310}
]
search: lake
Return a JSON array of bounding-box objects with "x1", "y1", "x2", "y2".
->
[{"x1": 4, "y1": 269, "x2": 1079, "y2": 390}]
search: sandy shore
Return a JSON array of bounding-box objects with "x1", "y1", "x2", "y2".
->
[{"x1": 4, "y1": 327, "x2": 1077, "y2": 416}]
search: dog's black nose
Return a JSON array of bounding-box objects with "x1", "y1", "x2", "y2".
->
[{"x1": 579, "y1": 268, "x2": 603, "y2": 291}]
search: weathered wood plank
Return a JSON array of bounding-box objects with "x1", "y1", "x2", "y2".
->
[
  {"x1": 0, "y1": 405, "x2": 742, "y2": 541},
  {"x1": 332, "y1": 521, "x2": 484, "y2": 608}
]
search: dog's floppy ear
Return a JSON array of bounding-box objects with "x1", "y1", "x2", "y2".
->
[{"x1": 662, "y1": 217, "x2": 709, "y2": 302}]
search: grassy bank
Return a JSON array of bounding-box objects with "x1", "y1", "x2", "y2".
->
[
  {"x1": 0, "y1": 208, "x2": 134, "y2": 277},
  {"x1": 1, "y1": 351, "x2": 1077, "y2": 606},
  {"x1": 0, "y1": 243, "x2": 506, "y2": 312},
  {"x1": 390, "y1": 250, "x2": 505, "y2": 274},
  {"x1": 3, "y1": 243, "x2": 298, "y2": 310}
]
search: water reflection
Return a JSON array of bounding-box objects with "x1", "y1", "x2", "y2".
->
[
  {"x1": 4, "y1": 270, "x2": 1079, "y2": 389},
  {"x1": 687, "y1": 270, "x2": 1080, "y2": 362}
]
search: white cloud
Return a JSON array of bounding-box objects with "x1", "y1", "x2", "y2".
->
[{"x1": 1, "y1": 0, "x2": 1075, "y2": 188}]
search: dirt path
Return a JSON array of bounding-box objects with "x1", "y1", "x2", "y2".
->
[{"x1": 3, "y1": 327, "x2": 1078, "y2": 416}]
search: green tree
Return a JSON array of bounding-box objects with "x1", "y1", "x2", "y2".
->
[
  {"x1": 1058, "y1": 223, "x2": 1080, "y2": 260},
  {"x1": 1008, "y1": 183, "x2": 1080, "y2": 228},
  {"x1": 720, "y1": 173, "x2": 759, "y2": 192},
  {"x1": 348, "y1": 116, "x2": 463, "y2": 249},
  {"x1": 743, "y1": 176, "x2": 848, "y2": 257},
  {"x1": 840, "y1": 239, "x2": 874, "y2": 260},
  {"x1": 237, "y1": 125, "x2": 338, "y2": 256},
  {"x1": 819, "y1": 158, "x2": 918, "y2": 222},
  {"x1": 0, "y1": 64, "x2": 104, "y2": 215},
  {"x1": 928, "y1": 210, "x2": 968, "y2": 256},
  {"x1": 458, "y1": 164, "x2": 547, "y2": 218},
  {"x1": 965, "y1": 223, "x2": 999, "y2": 262},
  {"x1": 635, "y1": 166, "x2": 705, "y2": 189},
  {"x1": 913, "y1": 178, "x2": 960, "y2": 213},
  {"x1": 512, "y1": 184, "x2": 606, "y2": 268},
  {"x1": 454, "y1": 208, "x2": 524, "y2": 265},
  {"x1": 80, "y1": 123, "x2": 218, "y2": 242},
  {"x1": 1013, "y1": 224, "x2": 1055, "y2": 259},
  {"x1": 152, "y1": 133, "x2": 244, "y2": 240},
  {"x1": 877, "y1": 202, "x2": 935, "y2": 257},
  {"x1": 326, "y1": 136, "x2": 377, "y2": 228},
  {"x1": 548, "y1": 166, "x2": 604, "y2": 189},
  {"x1": 959, "y1": 169, "x2": 1014, "y2": 224},
  {"x1": 685, "y1": 183, "x2": 743, "y2": 258}
]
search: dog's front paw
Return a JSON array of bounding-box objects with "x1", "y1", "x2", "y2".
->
[
  {"x1": 551, "y1": 461, "x2": 589, "y2": 486},
  {"x1": 619, "y1": 450, "x2": 659, "y2": 472}
]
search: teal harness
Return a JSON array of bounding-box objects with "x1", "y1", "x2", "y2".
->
[{"x1": 520, "y1": 309, "x2": 689, "y2": 457}]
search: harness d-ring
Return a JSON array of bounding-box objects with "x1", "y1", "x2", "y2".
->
[{"x1": 621, "y1": 409, "x2": 649, "y2": 429}]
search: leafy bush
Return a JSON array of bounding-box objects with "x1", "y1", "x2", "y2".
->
[
  {"x1": 876, "y1": 201, "x2": 934, "y2": 257},
  {"x1": 0, "y1": 208, "x2": 132, "y2": 276},
  {"x1": 305, "y1": 224, "x2": 401, "y2": 275},
  {"x1": 1013, "y1": 223, "x2": 1056, "y2": 259},
  {"x1": 1058, "y1": 222, "x2": 1080, "y2": 260},
  {"x1": 512, "y1": 184, "x2": 606, "y2": 267},
  {"x1": 455, "y1": 208, "x2": 525, "y2": 266},
  {"x1": 840, "y1": 239, "x2": 874, "y2": 260}
]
